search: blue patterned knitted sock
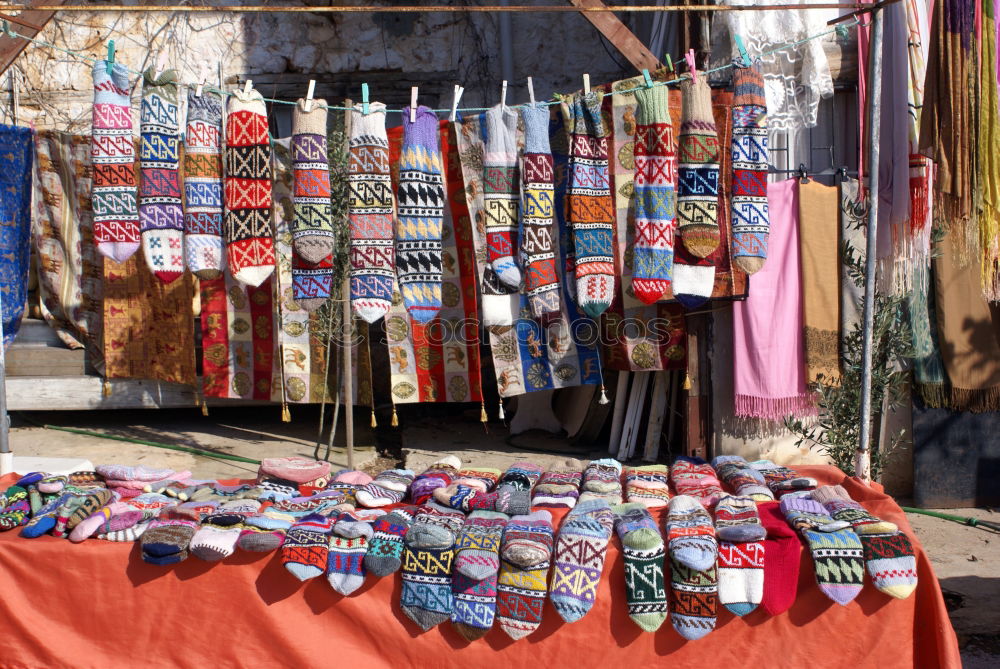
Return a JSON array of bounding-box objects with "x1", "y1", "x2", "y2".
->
[
  {"x1": 730, "y1": 63, "x2": 769, "y2": 274},
  {"x1": 451, "y1": 570, "x2": 498, "y2": 641},
  {"x1": 326, "y1": 534, "x2": 368, "y2": 595},
  {"x1": 400, "y1": 543, "x2": 455, "y2": 630},
  {"x1": 549, "y1": 499, "x2": 616, "y2": 622},
  {"x1": 483, "y1": 103, "x2": 522, "y2": 290},
  {"x1": 666, "y1": 494, "x2": 718, "y2": 571}
]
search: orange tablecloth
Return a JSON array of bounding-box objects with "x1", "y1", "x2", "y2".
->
[{"x1": 0, "y1": 466, "x2": 959, "y2": 669}]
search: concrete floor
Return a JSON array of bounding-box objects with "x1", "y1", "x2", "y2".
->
[{"x1": 4, "y1": 406, "x2": 998, "y2": 664}]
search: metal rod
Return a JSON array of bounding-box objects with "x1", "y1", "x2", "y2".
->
[
  {"x1": 856, "y1": 5, "x2": 884, "y2": 484},
  {"x1": 0, "y1": 11, "x2": 44, "y2": 31},
  {"x1": 499, "y1": 0, "x2": 515, "y2": 85},
  {"x1": 0, "y1": 3, "x2": 888, "y2": 13}
]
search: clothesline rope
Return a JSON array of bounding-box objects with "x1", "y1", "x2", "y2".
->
[{"x1": 0, "y1": 16, "x2": 859, "y2": 115}]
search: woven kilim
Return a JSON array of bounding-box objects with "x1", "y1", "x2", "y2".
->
[
  {"x1": 183, "y1": 89, "x2": 224, "y2": 279},
  {"x1": 91, "y1": 60, "x2": 139, "y2": 264},
  {"x1": 224, "y1": 87, "x2": 276, "y2": 287},
  {"x1": 0, "y1": 124, "x2": 32, "y2": 348},
  {"x1": 139, "y1": 68, "x2": 184, "y2": 284},
  {"x1": 520, "y1": 102, "x2": 561, "y2": 321}
]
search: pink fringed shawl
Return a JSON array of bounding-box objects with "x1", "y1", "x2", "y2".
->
[{"x1": 732, "y1": 178, "x2": 816, "y2": 420}]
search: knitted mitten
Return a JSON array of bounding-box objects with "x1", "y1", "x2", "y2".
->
[
  {"x1": 712, "y1": 455, "x2": 774, "y2": 501},
  {"x1": 224, "y1": 86, "x2": 276, "y2": 286},
  {"x1": 730, "y1": 63, "x2": 769, "y2": 274},
  {"x1": 183, "y1": 89, "x2": 225, "y2": 279},
  {"x1": 780, "y1": 496, "x2": 864, "y2": 605},
  {"x1": 613, "y1": 503, "x2": 668, "y2": 632},
  {"x1": 631, "y1": 84, "x2": 676, "y2": 304},
  {"x1": 291, "y1": 98, "x2": 334, "y2": 311},
  {"x1": 623, "y1": 464, "x2": 671, "y2": 508},
  {"x1": 549, "y1": 499, "x2": 616, "y2": 622},
  {"x1": 520, "y1": 102, "x2": 561, "y2": 320},
  {"x1": 91, "y1": 60, "x2": 140, "y2": 263},
  {"x1": 348, "y1": 102, "x2": 395, "y2": 323},
  {"x1": 483, "y1": 103, "x2": 522, "y2": 290}
]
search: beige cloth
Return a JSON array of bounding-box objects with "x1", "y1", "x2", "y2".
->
[{"x1": 797, "y1": 180, "x2": 841, "y2": 384}]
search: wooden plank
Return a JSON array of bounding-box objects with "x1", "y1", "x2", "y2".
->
[
  {"x1": 6, "y1": 346, "x2": 85, "y2": 376},
  {"x1": 641, "y1": 370, "x2": 669, "y2": 462},
  {"x1": 0, "y1": 0, "x2": 66, "y2": 76},
  {"x1": 685, "y1": 314, "x2": 709, "y2": 459},
  {"x1": 568, "y1": 0, "x2": 660, "y2": 72},
  {"x1": 607, "y1": 371, "x2": 630, "y2": 454},
  {"x1": 618, "y1": 370, "x2": 650, "y2": 460}
]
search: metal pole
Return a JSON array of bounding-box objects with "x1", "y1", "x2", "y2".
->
[
  {"x1": 498, "y1": 0, "x2": 515, "y2": 85},
  {"x1": 856, "y1": 5, "x2": 884, "y2": 484}
]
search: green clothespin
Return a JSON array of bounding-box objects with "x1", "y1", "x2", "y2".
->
[
  {"x1": 361, "y1": 83, "x2": 370, "y2": 115},
  {"x1": 665, "y1": 53, "x2": 674, "y2": 74},
  {"x1": 836, "y1": 24, "x2": 849, "y2": 40},
  {"x1": 2, "y1": 20, "x2": 15, "y2": 39},
  {"x1": 641, "y1": 68, "x2": 653, "y2": 88},
  {"x1": 734, "y1": 34, "x2": 751, "y2": 67},
  {"x1": 106, "y1": 40, "x2": 115, "y2": 75}
]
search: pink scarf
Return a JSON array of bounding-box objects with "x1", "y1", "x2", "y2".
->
[{"x1": 733, "y1": 178, "x2": 816, "y2": 420}]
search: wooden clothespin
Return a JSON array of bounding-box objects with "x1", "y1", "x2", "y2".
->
[
  {"x1": 527, "y1": 76, "x2": 535, "y2": 105},
  {"x1": 734, "y1": 34, "x2": 751, "y2": 67},
  {"x1": 450, "y1": 84, "x2": 463, "y2": 122},
  {"x1": 685, "y1": 49, "x2": 698, "y2": 83},
  {"x1": 583, "y1": 73, "x2": 591, "y2": 95},
  {"x1": 242, "y1": 79, "x2": 253, "y2": 96},
  {"x1": 361, "y1": 82, "x2": 370, "y2": 115},
  {"x1": 410, "y1": 86, "x2": 418, "y2": 122},
  {"x1": 500, "y1": 79, "x2": 507, "y2": 110},
  {"x1": 153, "y1": 49, "x2": 168, "y2": 81},
  {"x1": 106, "y1": 40, "x2": 115, "y2": 75},
  {"x1": 641, "y1": 69, "x2": 654, "y2": 88},
  {"x1": 304, "y1": 79, "x2": 316, "y2": 112}
]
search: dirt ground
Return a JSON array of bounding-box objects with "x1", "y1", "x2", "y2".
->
[{"x1": 5, "y1": 406, "x2": 998, "y2": 665}]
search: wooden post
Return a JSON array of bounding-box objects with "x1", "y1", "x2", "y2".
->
[
  {"x1": 642, "y1": 370, "x2": 669, "y2": 462},
  {"x1": 341, "y1": 102, "x2": 354, "y2": 470},
  {"x1": 685, "y1": 313, "x2": 709, "y2": 459},
  {"x1": 0, "y1": 1, "x2": 66, "y2": 76},
  {"x1": 567, "y1": 0, "x2": 661, "y2": 71}
]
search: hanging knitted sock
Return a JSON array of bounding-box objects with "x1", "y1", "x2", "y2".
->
[
  {"x1": 670, "y1": 456, "x2": 724, "y2": 508},
  {"x1": 501, "y1": 510, "x2": 554, "y2": 569},
  {"x1": 139, "y1": 69, "x2": 185, "y2": 283},
  {"x1": 714, "y1": 494, "x2": 767, "y2": 542},
  {"x1": 623, "y1": 464, "x2": 671, "y2": 508},
  {"x1": 451, "y1": 570, "x2": 498, "y2": 641},
  {"x1": 141, "y1": 508, "x2": 200, "y2": 565},
  {"x1": 750, "y1": 460, "x2": 817, "y2": 497},
  {"x1": 365, "y1": 506, "x2": 418, "y2": 576},
  {"x1": 758, "y1": 502, "x2": 801, "y2": 615},
  {"x1": 730, "y1": 63, "x2": 769, "y2": 274},
  {"x1": 406, "y1": 501, "x2": 465, "y2": 549},
  {"x1": 483, "y1": 103, "x2": 522, "y2": 290},
  {"x1": 454, "y1": 510, "x2": 508, "y2": 580},
  {"x1": 494, "y1": 461, "x2": 544, "y2": 516},
  {"x1": 631, "y1": 84, "x2": 676, "y2": 304},
  {"x1": 859, "y1": 530, "x2": 919, "y2": 600},
  {"x1": 292, "y1": 252, "x2": 334, "y2": 312},
  {"x1": 671, "y1": 242, "x2": 715, "y2": 309},
  {"x1": 396, "y1": 105, "x2": 444, "y2": 323},
  {"x1": 355, "y1": 468, "x2": 415, "y2": 507},
  {"x1": 291, "y1": 98, "x2": 335, "y2": 263},
  {"x1": 532, "y1": 459, "x2": 584, "y2": 508},
  {"x1": 670, "y1": 558, "x2": 718, "y2": 640},
  {"x1": 348, "y1": 102, "x2": 395, "y2": 323},
  {"x1": 677, "y1": 77, "x2": 720, "y2": 257},
  {"x1": 91, "y1": 60, "x2": 140, "y2": 263},
  {"x1": 183, "y1": 89, "x2": 224, "y2": 279},
  {"x1": 717, "y1": 540, "x2": 765, "y2": 616},
  {"x1": 549, "y1": 498, "x2": 616, "y2": 623},
  {"x1": 712, "y1": 455, "x2": 774, "y2": 501},
  {"x1": 812, "y1": 485, "x2": 899, "y2": 535},
  {"x1": 451, "y1": 467, "x2": 502, "y2": 493},
  {"x1": 565, "y1": 92, "x2": 616, "y2": 318},
  {"x1": 326, "y1": 535, "x2": 368, "y2": 595},
  {"x1": 224, "y1": 86, "x2": 276, "y2": 286},
  {"x1": 780, "y1": 496, "x2": 864, "y2": 605},
  {"x1": 409, "y1": 456, "x2": 461, "y2": 505},
  {"x1": 665, "y1": 494, "x2": 718, "y2": 571},
  {"x1": 613, "y1": 503, "x2": 668, "y2": 632},
  {"x1": 281, "y1": 513, "x2": 334, "y2": 581},
  {"x1": 520, "y1": 102, "x2": 561, "y2": 319}
]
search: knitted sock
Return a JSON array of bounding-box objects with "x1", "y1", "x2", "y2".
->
[
  {"x1": 291, "y1": 98, "x2": 335, "y2": 264},
  {"x1": 449, "y1": 468, "x2": 500, "y2": 493},
  {"x1": 780, "y1": 496, "x2": 864, "y2": 605},
  {"x1": 666, "y1": 495, "x2": 718, "y2": 571},
  {"x1": 68, "y1": 471, "x2": 104, "y2": 488},
  {"x1": 348, "y1": 102, "x2": 395, "y2": 323},
  {"x1": 631, "y1": 84, "x2": 675, "y2": 304},
  {"x1": 497, "y1": 554, "x2": 549, "y2": 640},
  {"x1": 238, "y1": 524, "x2": 288, "y2": 552},
  {"x1": 494, "y1": 461, "x2": 543, "y2": 516},
  {"x1": 454, "y1": 510, "x2": 508, "y2": 580},
  {"x1": 564, "y1": 91, "x2": 615, "y2": 318},
  {"x1": 613, "y1": 503, "x2": 668, "y2": 632},
  {"x1": 0, "y1": 486, "x2": 30, "y2": 531},
  {"x1": 292, "y1": 252, "x2": 334, "y2": 313},
  {"x1": 532, "y1": 459, "x2": 584, "y2": 508},
  {"x1": 190, "y1": 516, "x2": 244, "y2": 562},
  {"x1": 624, "y1": 465, "x2": 671, "y2": 508},
  {"x1": 812, "y1": 485, "x2": 899, "y2": 535},
  {"x1": 501, "y1": 510, "x2": 554, "y2": 569},
  {"x1": 69, "y1": 503, "x2": 142, "y2": 543},
  {"x1": 21, "y1": 492, "x2": 72, "y2": 538},
  {"x1": 37, "y1": 475, "x2": 67, "y2": 494},
  {"x1": 712, "y1": 455, "x2": 774, "y2": 501},
  {"x1": 65, "y1": 488, "x2": 113, "y2": 532},
  {"x1": 28, "y1": 487, "x2": 43, "y2": 515},
  {"x1": 95, "y1": 464, "x2": 170, "y2": 482},
  {"x1": 451, "y1": 570, "x2": 498, "y2": 641},
  {"x1": 400, "y1": 543, "x2": 455, "y2": 630},
  {"x1": 579, "y1": 458, "x2": 623, "y2": 506},
  {"x1": 396, "y1": 105, "x2": 444, "y2": 323},
  {"x1": 409, "y1": 455, "x2": 461, "y2": 505},
  {"x1": 98, "y1": 521, "x2": 150, "y2": 542},
  {"x1": 183, "y1": 89, "x2": 225, "y2": 279},
  {"x1": 483, "y1": 103, "x2": 522, "y2": 290},
  {"x1": 355, "y1": 469, "x2": 415, "y2": 507},
  {"x1": 224, "y1": 86, "x2": 276, "y2": 287},
  {"x1": 714, "y1": 494, "x2": 767, "y2": 542},
  {"x1": 91, "y1": 60, "x2": 140, "y2": 263},
  {"x1": 718, "y1": 540, "x2": 764, "y2": 616},
  {"x1": 750, "y1": 460, "x2": 817, "y2": 497},
  {"x1": 333, "y1": 509, "x2": 383, "y2": 540},
  {"x1": 281, "y1": 513, "x2": 334, "y2": 581},
  {"x1": 677, "y1": 76, "x2": 720, "y2": 258},
  {"x1": 50, "y1": 496, "x2": 82, "y2": 537},
  {"x1": 860, "y1": 530, "x2": 919, "y2": 599},
  {"x1": 407, "y1": 501, "x2": 465, "y2": 549},
  {"x1": 670, "y1": 456, "x2": 724, "y2": 508},
  {"x1": 520, "y1": 102, "x2": 561, "y2": 319},
  {"x1": 139, "y1": 68, "x2": 184, "y2": 283},
  {"x1": 549, "y1": 499, "x2": 616, "y2": 623},
  {"x1": 365, "y1": 505, "x2": 418, "y2": 576},
  {"x1": 326, "y1": 535, "x2": 368, "y2": 595},
  {"x1": 433, "y1": 483, "x2": 497, "y2": 512},
  {"x1": 730, "y1": 63, "x2": 769, "y2": 274},
  {"x1": 670, "y1": 559, "x2": 717, "y2": 640},
  {"x1": 758, "y1": 502, "x2": 801, "y2": 615},
  {"x1": 15, "y1": 472, "x2": 45, "y2": 487},
  {"x1": 141, "y1": 508, "x2": 200, "y2": 565},
  {"x1": 259, "y1": 456, "x2": 333, "y2": 486}
]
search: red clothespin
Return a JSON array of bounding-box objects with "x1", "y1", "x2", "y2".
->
[{"x1": 685, "y1": 49, "x2": 698, "y2": 83}]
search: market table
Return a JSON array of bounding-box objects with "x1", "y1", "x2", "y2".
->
[{"x1": 0, "y1": 465, "x2": 960, "y2": 669}]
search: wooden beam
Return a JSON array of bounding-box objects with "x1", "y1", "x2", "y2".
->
[
  {"x1": 684, "y1": 313, "x2": 709, "y2": 459},
  {"x1": 568, "y1": 0, "x2": 660, "y2": 72},
  {"x1": 0, "y1": 0, "x2": 65, "y2": 77}
]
